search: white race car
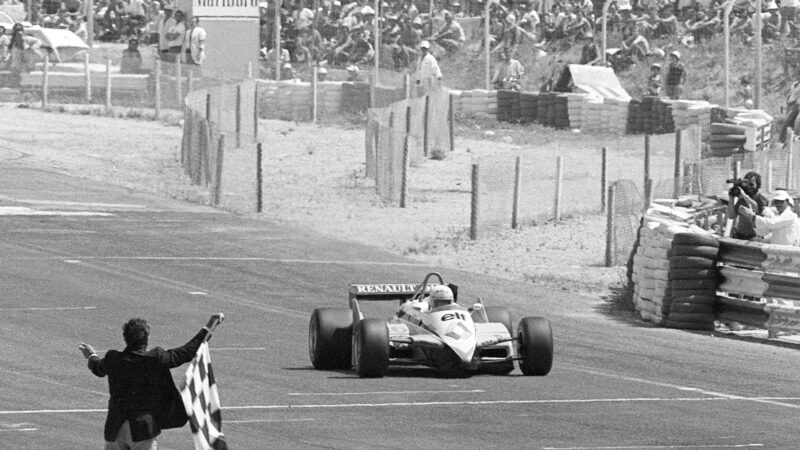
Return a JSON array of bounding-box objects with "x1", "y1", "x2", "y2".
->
[{"x1": 309, "y1": 272, "x2": 553, "y2": 378}]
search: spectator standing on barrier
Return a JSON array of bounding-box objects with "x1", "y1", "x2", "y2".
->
[
  {"x1": 414, "y1": 40, "x2": 442, "y2": 92},
  {"x1": 157, "y1": 5, "x2": 175, "y2": 58},
  {"x1": 578, "y1": 31, "x2": 600, "y2": 65},
  {"x1": 665, "y1": 50, "x2": 686, "y2": 100},
  {"x1": 727, "y1": 171, "x2": 769, "y2": 240},
  {"x1": 739, "y1": 190, "x2": 800, "y2": 246},
  {"x1": 186, "y1": 16, "x2": 207, "y2": 66},
  {"x1": 78, "y1": 314, "x2": 223, "y2": 450},
  {"x1": 120, "y1": 38, "x2": 143, "y2": 74}
]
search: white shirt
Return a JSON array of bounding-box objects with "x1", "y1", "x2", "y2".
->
[
  {"x1": 188, "y1": 26, "x2": 207, "y2": 64},
  {"x1": 755, "y1": 206, "x2": 800, "y2": 246},
  {"x1": 165, "y1": 20, "x2": 186, "y2": 49},
  {"x1": 416, "y1": 52, "x2": 442, "y2": 86}
]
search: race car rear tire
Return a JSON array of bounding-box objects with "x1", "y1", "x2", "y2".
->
[
  {"x1": 309, "y1": 308, "x2": 353, "y2": 370},
  {"x1": 353, "y1": 318, "x2": 390, "y2": 378},
  {"x1": 484, "y1": 306, "x2": 512, "y2": 334},
  {"x1": 517, "y1": 317, "x2": 553, "y2": 376}
]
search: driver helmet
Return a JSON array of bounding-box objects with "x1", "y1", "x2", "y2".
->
[{"x1": 429, "y1": 285, "x2": 454, "y2": 308}]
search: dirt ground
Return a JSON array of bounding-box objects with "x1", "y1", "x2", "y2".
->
[{"x1": 0, "y1": 104, "x2": 628, "y2": 298}]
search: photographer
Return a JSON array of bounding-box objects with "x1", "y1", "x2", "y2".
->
[
  {"x1": 738, "y1": 190, "x2": 800, "y2": 246},
  {"x1": 726, "y1": 171, "x2": 769, "y2": 240}
]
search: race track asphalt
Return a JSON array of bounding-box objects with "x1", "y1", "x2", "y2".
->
[{"x1": 2, "y1": 167, "x2": 800, "y2": 450}]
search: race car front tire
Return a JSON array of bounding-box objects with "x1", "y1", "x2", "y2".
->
[
  {"x1": 309, "y1": 308, "x2": 352, "y2": 370},
  {"x1": 517, "y1": 316, "x2": 553, "y2": 376},
  {"x1": 353, "y1": 318, "x2": 390, "y2": 378}
]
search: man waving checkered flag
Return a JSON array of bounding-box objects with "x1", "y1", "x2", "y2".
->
[{"x1": 181, "y1": 315, "x2": 228, "y2": 450}]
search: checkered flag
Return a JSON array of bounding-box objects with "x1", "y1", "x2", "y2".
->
[{"x1": 180, "y1": 341, "x2": 228, "y2": 450}]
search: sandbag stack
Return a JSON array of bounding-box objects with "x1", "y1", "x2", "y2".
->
[
  {"x1": 538, "y1": 93, "x2": 555, "y2": 126},
  {"x1": 632, "y1": 220, "x2": 680, "y2": 324},
  {"x1": 511, "y1": 90, "x2": 522, "y2": 122},
  {"x1": 672, "y1": 100, "x2": 713, "y2": 140},
  {"x1": 665, "y1": 232, "x2": 720, "y2": 331},
  {"x1": 627, "y1": 99, "x2": 642, "y2": 134},
  {"x1": 604, "y1": 98, "x2": 630, "y2": 134},
  {"x1": 318, "y1": 82, "x2": 343, "y2": 119},
  {"x1": 564, "y1": 93, "x2": 590, "y2": 129},
  {"x1": 451, "y1": 89, "x2": 497, "y2": 116},
  {"x1": 341, "y1": 82, "x2": 371, "y2": 114},
  {"x1": 708, "y1": 122, "x2": 747, "y2": 157}
]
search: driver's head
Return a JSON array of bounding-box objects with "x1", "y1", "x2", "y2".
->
[{"x1": 429, "y1": 285, "x2": 454, "y2": 308}]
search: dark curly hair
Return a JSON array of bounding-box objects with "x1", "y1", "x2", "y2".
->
[{"x1": 123, "y1": 318, "x2": 150, "y2": 350}]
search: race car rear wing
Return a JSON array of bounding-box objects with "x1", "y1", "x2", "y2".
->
[{"x1": 348, "y1": 283, "x2": 459, "y2": 302}]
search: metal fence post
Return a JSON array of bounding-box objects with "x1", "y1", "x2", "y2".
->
[
  {"x1": 254, "y1": 82, "x2": 259, "y2": 141},
  {"x1": 311, "y1": 65, "x2": 318, "y2": 123},
  {"x1": 42, "y1": 53, "x2": 49, "y2": 108},
  {"x1": 673, "y1": 129, "x2": 682, "y2": 198},
  {"x1": 104, "y1": 58, "x2": 111, "y2": 113},
  {"x1": 788, "y1": 129, "x2": 795, "y2": 189},
  {"x1": 154, "y1": 58, "x2": 161, "y2": 118},
  {"x1": 448, "y1": 92, "x2": 455, "y2": 153},
  {"x1": 470, "y1": 163, "x2": 480, "y2": 240},
  {"x1": 512, "y1": 155, "x2": 521, "y2": 229},
  {"x1": 423, "y1": 94, "x2": 430, "y2": 157},
  {"x1": 554, "y1": 156, "x2": 563, "y2": 222},
  {"x1": 601, "y1": 147, "x2": 608, "y2": 212},
  {"x1": 176, "y1": 60, "x2": 182, "y2": 106},
  {"x1": 401, "y1": 106, "x2": 411, "y2": 207},
  {"x1": 256, "y1": 142, "x2": 263, "y2": 213},
  {"x1": 605, "y1": 183, "x2": 616, "y2": 267},
  {"x1": 236, "y1": 84, "x2": 242, "y2": 148},
  {"x1": 84, "y1": 51, "x2": 91, "y2": 102},
  {"x1": 213, "y1": 133, "x2": 226, "y2": 206},
  {"x1": 644, "y1": 134, "x2": 651, "y2": 192},
  {"x1": 206, "y1": 92, "x2": 211, "y2": 121}
]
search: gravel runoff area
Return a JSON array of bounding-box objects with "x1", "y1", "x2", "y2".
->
[{"x1": 0, "y1": 104, "x2": 640, "y2": 299}]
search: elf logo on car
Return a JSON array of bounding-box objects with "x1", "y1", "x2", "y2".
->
[{"x1": 441, "y1": 312, "x2": 468, "y2": 321}]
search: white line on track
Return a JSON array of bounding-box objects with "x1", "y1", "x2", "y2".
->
[
  {"x1": 226, "y1": 419, "x2": 315, "y2": 424},
  {"x1": 1, "y1": 256, "x2": 425, "y2": 266},
  {"x1": 13, "y1": 200, "x2": 146, "y2": 209},
  {"x1": 542, "y1": 445, "x2": 765, "y2": 449},
  {"x1": 288, "y1": 389, "x2": 486, "y2": 396},
  {"x1": 0, "y1": 428, "x2": 38, "y2": 432},
  {"x1": 211, "y1": 347, "x2": 267, "y2": 351},
  {"x1": 563, "y1": 363, "x2": 800, "y2": 410},
  {"x1": 0, "y1": 306, "x2": 96, "y2": 311},
  {"x1": 5, "y1": 396, "x2": 800, "y2": 415}
]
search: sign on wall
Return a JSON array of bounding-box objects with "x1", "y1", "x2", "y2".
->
[{"x1": 192, "y1": 0, "x2": 259, "y2": 17}]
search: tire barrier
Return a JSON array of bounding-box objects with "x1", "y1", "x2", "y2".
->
[
  {"x1": 665, "y1": 231, "x2": 720, "y2": 330},
  {"x1": 496, "y1": 89, "x2": 515, "y2": 123}
]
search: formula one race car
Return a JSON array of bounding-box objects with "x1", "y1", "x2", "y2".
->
[{"x1": 309, "y1": 272, "x2": 553, "y2": 378}]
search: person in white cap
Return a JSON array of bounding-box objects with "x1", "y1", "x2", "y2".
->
[
  {"x1": 665, "y1": 50, "x2": 685, "y2": 100},
  {"x1": 317, "y1": 66, "x2": 328, "y2": 81},
  {"x1": 414, "y1": 40, "x2": 442, "y2": 93},
  {"x1": 739, "y1": 190, "x2": 800, "y2": 246}
]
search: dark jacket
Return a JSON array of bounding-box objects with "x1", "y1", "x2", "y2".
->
[{"x1": 88, "y1": 329, "x2": 208, "y2": 442}]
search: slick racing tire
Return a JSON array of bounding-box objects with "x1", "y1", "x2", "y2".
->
[
  {"x1": 669, "y1": 256, "x2": 716, "y2": 269},
  {"x1": 484, "y1": 306, "x2": 512, "y2": 334},
  {"x1": 309, "y1": 308, "x2": 352, "y2": 370},
  {"x1": 672, "y1": 233, "x2": 719, "y2": 248},
  {"x1": 670, "y1": 245, "x2": 719, "y2": 259},
  {"x1": 353, "y1": 318, "x2": 390, "y2": 378},
  {"x1": 517, "y1": 316, "x2": 553, "y2": 376},
  {"x1": 668, "y1": 268, "x2": 718, "y2": 280}
]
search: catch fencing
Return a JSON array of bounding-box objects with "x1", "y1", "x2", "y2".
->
[{"x1": 365, "y1": 87, "x2": 454, "y2": 204}]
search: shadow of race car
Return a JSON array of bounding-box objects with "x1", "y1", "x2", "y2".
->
[{"x1": 309, "y1": 272, "x2": 553, "y2": 378}]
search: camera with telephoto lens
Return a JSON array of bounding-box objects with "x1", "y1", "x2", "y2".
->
[{"x1": 727, "y1": 178, "x2": 747, "y2": 197}]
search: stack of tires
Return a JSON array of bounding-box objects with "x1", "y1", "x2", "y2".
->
[
  {"x1": 554, "y1": 95, "x2": 570, "y2": 129},
  {"x1": 627, "y1": 99, "x2": 642, "y2": 134},
  {"x1": 496, "y1": 90, "x2": 514, "y2": 122},
  {"x1": 538, "y1": 93, "x2": 552, "y2": 126},
  {"x1": 640, "y1": 96, "x2": 658, "y2": 134},
  {"x1": 709, "y1": 122, "x2": 747, "y2": 157},
  {"x1": 520, "y1": 92, "x2": 538, "y2": 124},
  {"x1": 510, "y1": 90, "x2": 522, "y2": 123},
  {"x1": 665, "y1": 232, "x2": 720, "y2": 331}
]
